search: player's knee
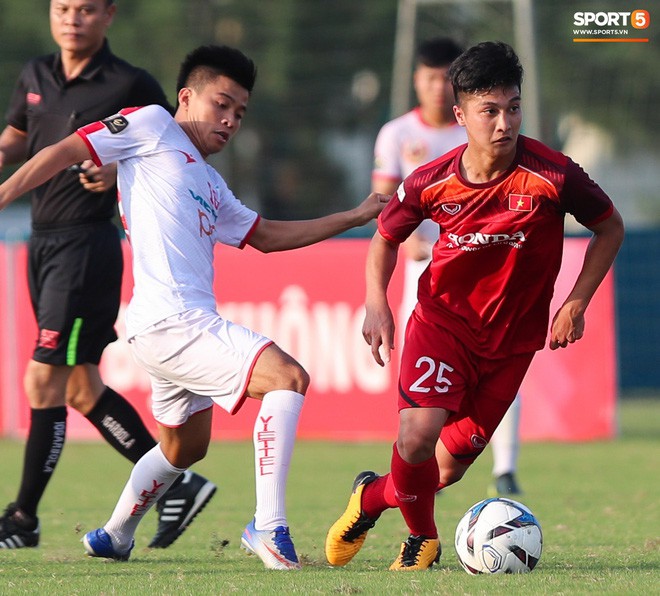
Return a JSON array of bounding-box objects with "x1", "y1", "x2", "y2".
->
[
  {"x1": 187, "y1": 442, "x2": 209, "y2": 465},
  {"x1": 397, "y1": 433, "x2": 436, "y2": 463},
  {"x1": 163, "y1": 442, "x2": 209, "y2": 469},
  {"x1": 275, "y1": 360, "x2": 310, "y2": 394},
  {"x1": 23, "y1": 362, "x2": 68, "y2": 408},
  {"x1": 65, "y1": 387, "x2": 97, "y2": 414},
  {"x1": 292, "y1": 363, "x2": 310, "y2": 393}
]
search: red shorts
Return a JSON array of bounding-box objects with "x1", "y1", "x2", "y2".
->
[{"x1": 399, "y1": 313, "x2": 534, "y2": 464}]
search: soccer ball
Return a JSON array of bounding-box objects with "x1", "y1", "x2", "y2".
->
[{"x1": 454, "y1": 497, "x2": 543, "y2": 574}]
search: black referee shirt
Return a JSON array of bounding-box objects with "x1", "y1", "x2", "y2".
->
[{"x1": 5, "y1": 39, "x2": 172, "y2": 229}]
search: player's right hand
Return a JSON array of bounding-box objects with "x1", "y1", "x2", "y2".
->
[
  {"x1": 362, "y1": 303, "x2": 395, "y2": 366},
  {"x1": 354, "y1": 192, "x2": 390, "y2": 225},
  {"x1": 77, "y1": 159, "x2": 117, "y2": 193}
]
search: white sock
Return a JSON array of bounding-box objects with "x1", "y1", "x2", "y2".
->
[
  {"x1": 491, "y1": 393, "x2": 522, "y2": 477},
  {"x1": 253, "y1": 390, "x2": 304, "y2": 531},
  {"x1": 104, "y1": 444, "x2": 186, "y2": 551}
]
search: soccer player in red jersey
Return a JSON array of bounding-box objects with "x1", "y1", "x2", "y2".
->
[
  {"x1": 326, "y1": 41, "x2": 624, "y2": 571},
  {"x1": 373, "y1": 37, "x2": 525, "y2": 498}
]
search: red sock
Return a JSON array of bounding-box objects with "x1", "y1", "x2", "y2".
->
[
  {"x1": 362, "y1": 467, "x2": 447, "y2": 519},
  {"x1": 362, "y1": 474, "x2": 396, "y2": 518},
  {"x1": 391, "y1": 442, "x2": 439, "y2": 538}
]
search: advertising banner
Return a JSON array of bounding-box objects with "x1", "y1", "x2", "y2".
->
[{"x1": 0, "y1": 238, "x2": 616, "y2": 442}]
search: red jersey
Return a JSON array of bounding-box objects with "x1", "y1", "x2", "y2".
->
[{"x1": 378, "y1": 135, "x2": 614, "y2": 358}]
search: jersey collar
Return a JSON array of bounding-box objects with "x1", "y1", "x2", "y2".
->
[
  {"x1": 453, "y1": 136, "x2": 524, "y2": 189},
  {"x1": 53, "y1": 38, "x2": 113, "y2": 84}
]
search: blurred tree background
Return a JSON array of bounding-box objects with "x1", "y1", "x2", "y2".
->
[{"x1": 1, "y1": 0, "x2": 657, "y2": 224}]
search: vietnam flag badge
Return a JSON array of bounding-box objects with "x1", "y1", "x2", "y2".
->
[{"x1": 509, "y1": 194, "x2": 533, "y2": 211}]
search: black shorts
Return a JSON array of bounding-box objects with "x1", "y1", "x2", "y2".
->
[{"x1": 28, "y1": 221, "x2": 123, "y2": 366}]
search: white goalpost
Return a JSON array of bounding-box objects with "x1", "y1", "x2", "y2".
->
[{"x1": 390, "y1": 0, "x2": 541, "y2": 140}]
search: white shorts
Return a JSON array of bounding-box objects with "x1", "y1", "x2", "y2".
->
[{"x1": 129, "y1": 308, "x2": 272, "y2": 427}]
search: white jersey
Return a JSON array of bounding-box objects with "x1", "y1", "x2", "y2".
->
[
  {"x1": 77, "y1": 105, "x2": 259, "y2": 338},
  {"x1": 373, "y1": 108, "x2": 467, "y2": 246},
  {"x1": 373, "y1": 107, "x2": 467, "y2": 182}
]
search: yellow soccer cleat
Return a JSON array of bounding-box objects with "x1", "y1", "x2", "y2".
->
[
  {"x1": 325, "y1": 471, "x2": 380, "y2": 566},
  {"x1": 389, "y1": 534, "x2": 441, "y2": 571}
]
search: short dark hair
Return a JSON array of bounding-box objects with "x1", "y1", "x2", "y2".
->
[
  {"x1": 416, "y1": 37, "x2": 464, "y2": 69},
  {"x1": 176, "y1": 45, "x2": 257, "y2": 96},
  {"x1": 448, "y1": 41, "x2": 523, "y2": 101}
]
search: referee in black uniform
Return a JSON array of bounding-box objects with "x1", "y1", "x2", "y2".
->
[{"x1": 0, "y1": 0, "x2": 215, "y2": 550}]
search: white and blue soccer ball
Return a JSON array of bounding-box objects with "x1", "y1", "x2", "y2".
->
[{"x1": 454, "y1": 497, "x2": 543, "y2": 574}]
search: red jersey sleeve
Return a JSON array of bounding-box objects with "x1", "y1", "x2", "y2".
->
[
  {"x1": 377, "y1": 178, "x2": 426, "y2": 243},
  {"x1": 377, "y1": 150, "x2": 459, "y2": 243},
  {"x1": 560, "y1": 158, "x2": 614, "y2": 227}
]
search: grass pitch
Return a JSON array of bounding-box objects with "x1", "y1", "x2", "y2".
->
[{"x1": 0, "y1": 397, "x2": 658, "y2": 595}]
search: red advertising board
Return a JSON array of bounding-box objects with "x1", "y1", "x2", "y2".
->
[
  {"x1": 518, "y1": 239, "x2": 618, "y2": 440},
  {"x1": 0, "y1": 238, "x2": 617, "y2": 442}
]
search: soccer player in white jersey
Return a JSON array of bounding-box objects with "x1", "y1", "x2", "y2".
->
[
  {"x1": 0, "y1": 44, "x2": 389, "y2": 570},
  {"x1": 372, "y1": 38, "x2": 522, "y2": 496}
]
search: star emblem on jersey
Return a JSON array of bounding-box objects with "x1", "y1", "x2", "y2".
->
[
  {"x1": 508, "y1": 194, "x2": 533, "y2": 212},
  {"x1": 442, "y1": 203, "x2": 461, "y2": 215}
]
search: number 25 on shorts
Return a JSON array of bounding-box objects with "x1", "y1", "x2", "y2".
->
[{"x1": 409, "y1": 357, "x2": 454, "y2": 393}]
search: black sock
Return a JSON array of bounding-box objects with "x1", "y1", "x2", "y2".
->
[
  {"x1": 85, "y1": 387, "x2": 158, "y2": 464},
  {"x1": 16, "y1": 407, "x2": 67, "y2": 519}
]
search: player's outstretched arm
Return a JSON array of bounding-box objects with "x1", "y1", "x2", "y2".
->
[
  {"x1": 0, "y1": 125, "x2": 29, "y2": 170},
  {"x1": 549, "y1": 208, "x2": 624, "y2": 350},
  {"x1": 247, "y1": 192, "x2": 390, "y2": 253},
  {"x1": 363, "y1": 231, "x2": 399, "y2": 366},
  {"x1": 0, "y1": 133, "x2": 90, "y2": 210}
]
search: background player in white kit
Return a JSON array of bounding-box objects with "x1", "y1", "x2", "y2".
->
[
  {"x1": 372, "y1": 37, "x2": 522, "y2": 496},
  {"x1": 0, "y1": 44, "x2": 389, "y2": 570}
]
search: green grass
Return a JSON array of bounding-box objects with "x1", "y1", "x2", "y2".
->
[{"x1": 1, "y1": 397, "x2": 658, "y2": 595}]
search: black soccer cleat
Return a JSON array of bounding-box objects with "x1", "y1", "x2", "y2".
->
[
  {"x1": 148, "y1": 471, "x2": 217, "y2": 548},
  {"x1": 494, "y1": 472, "x2": 523, "y2": 496},
  {"x1": 0, "y1": 503, "x2": 40, "y2": 549}
]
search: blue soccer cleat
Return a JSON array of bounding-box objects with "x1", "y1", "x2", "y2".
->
[
  {"x1": 83, "y1": 528, "x2": 133, "y2": 561},
  {"x1": 240, "y1": 518, "x2": 301, "y2": 570}
]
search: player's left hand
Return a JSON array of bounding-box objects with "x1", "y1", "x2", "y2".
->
[
  {"x1": 77, "y1": 159, "x2": 117, "y2": 193},
  {"x1": 549, "y1": 299, "x2": 586, "y2": 350},
  {"x1": 354, "y1": 192, "x2": 390, "y2": 225}
]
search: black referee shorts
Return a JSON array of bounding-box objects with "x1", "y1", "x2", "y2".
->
[{"x1": 28, "y1": 221, "x2": 123, "y2": 366}]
